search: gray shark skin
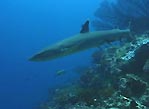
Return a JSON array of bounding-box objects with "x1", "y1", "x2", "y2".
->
[{"x1": 29, "y1": 29, "x2": 131, "y2": 61}]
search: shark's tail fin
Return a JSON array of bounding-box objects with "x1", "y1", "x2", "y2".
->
[{"x1": 126, "y1": 21, "x2": 136, "y2": 41}]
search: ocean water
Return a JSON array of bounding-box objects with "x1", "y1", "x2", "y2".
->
[{"x1": 0, "y1": 0, "x2": 101, "y2": 109}]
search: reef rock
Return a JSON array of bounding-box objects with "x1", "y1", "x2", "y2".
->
[{"x1": 119, "y1": 74, "x2": 147, "y2": 97}]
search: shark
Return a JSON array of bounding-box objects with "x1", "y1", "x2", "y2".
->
[{"x1": 29, "y1": 20, "x2": 131, "y2": 61}]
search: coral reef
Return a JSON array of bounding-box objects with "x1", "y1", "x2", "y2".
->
[
  {"x1": 119, "y1": 74, "x2": 147, "y2": 97},
  {"x1": 92, "y1": 0, "x2": 149, "y2": 34},
  {"x1": 40, "y1": 34, "x2": 149, "y2": 109}
]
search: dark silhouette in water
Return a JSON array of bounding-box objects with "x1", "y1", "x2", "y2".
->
[
  {"x1": 80, "y1": 20, "x2": 89, "y2": 33},
  {"x1": 93, "y1": 0, "x2": 149, "y2": 34}
]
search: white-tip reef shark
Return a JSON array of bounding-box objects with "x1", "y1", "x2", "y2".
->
[{"x1": 29, "y1": 20, "x2": 131, "y2": 61}]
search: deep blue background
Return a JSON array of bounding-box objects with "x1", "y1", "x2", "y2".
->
[{"x1": 0, "y1": 0, "x2": 100, "y2": 109}]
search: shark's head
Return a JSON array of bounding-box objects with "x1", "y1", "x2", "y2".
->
[
  {"x1": 29, "y1": 49, "x2": 60, "y2": 61},
  {"x1": 29, "y1": 43, "x2": 78, "y2": 61}
]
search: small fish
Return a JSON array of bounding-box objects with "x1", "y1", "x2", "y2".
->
[
  {"x1": 143, "y1": 59, "x2": 149, "y2": 73},
  {"x1": 56, "y1": 69, "x2": 66, "y2": 76}
]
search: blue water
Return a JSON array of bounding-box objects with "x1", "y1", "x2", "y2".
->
[{"x1": 0, "y1": 0, "x2": 100, "y2": 109}]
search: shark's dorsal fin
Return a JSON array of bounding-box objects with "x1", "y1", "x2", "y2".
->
[{"x1": 80, "y1": 20, "x2": 89, "y2": 33}]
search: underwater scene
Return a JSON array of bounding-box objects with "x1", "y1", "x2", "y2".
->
[{"x1": 0, "y1": 0, "x2": 149, "y2": 109}]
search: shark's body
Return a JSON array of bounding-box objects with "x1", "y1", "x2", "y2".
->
[{"x1": 29, "y1": 29, "x2": 131, "y2": 61}]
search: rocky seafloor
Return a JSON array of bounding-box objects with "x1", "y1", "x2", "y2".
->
[{"x1": 39, "y1": 33, "x2": 149, "y2": 109}]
